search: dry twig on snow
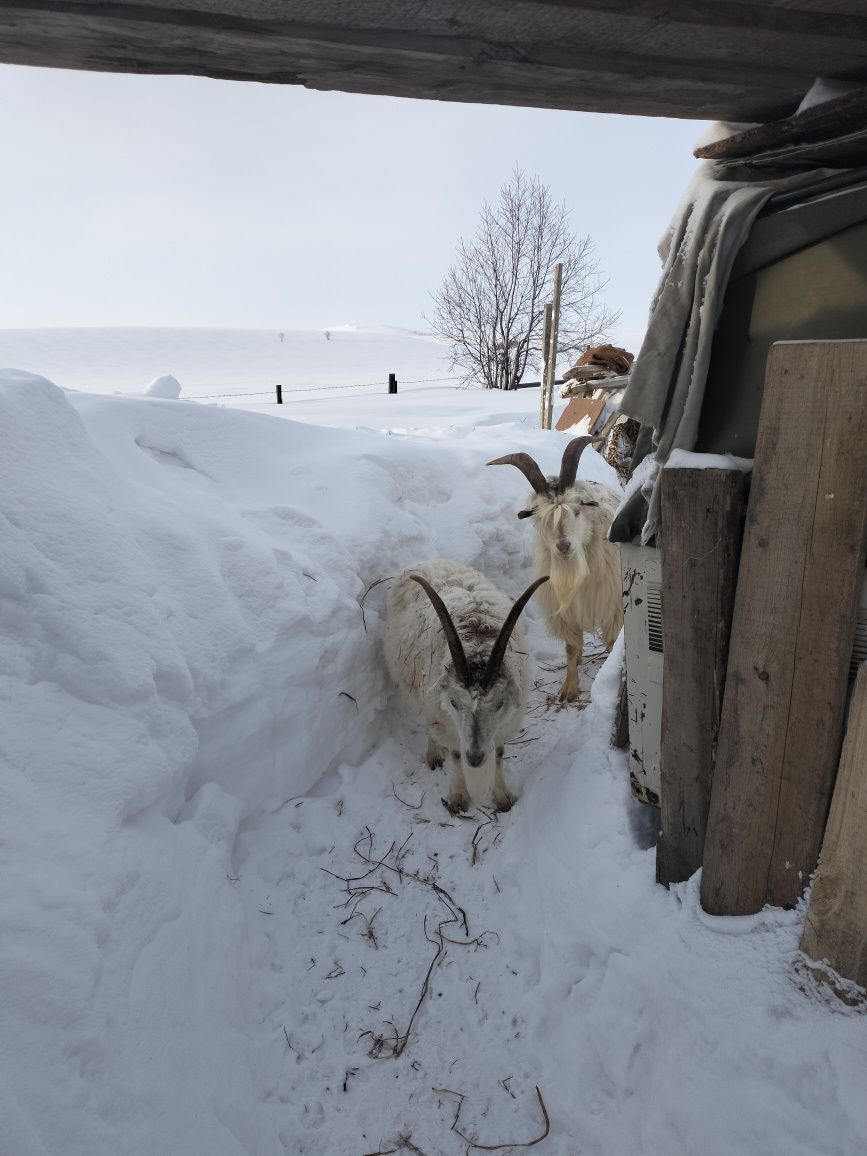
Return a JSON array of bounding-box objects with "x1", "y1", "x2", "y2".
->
[
  {"x1": 434, "y1": 1085, "x2": 551, "y2": 1154},
  {"x1": 360, "y1": 575, "x2": 395, "y2": 633},
  {"x1": 326, "y1": 828, "x2": 497, "y2": 1059}
]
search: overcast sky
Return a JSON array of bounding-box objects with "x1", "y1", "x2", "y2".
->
[{"x1": 1, "y1": 63, "x2": 706, "y2": 352}]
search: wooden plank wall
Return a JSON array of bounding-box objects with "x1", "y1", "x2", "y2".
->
[
  {"x1": 800, "y1": 664, "x2": 867, "y2": 994},
  {"x1": 701, "y1": 341, "x2": 867, "y2": 916},
  {"x1": 657, "y1": 468, "x2": 745, "y2": 887}
]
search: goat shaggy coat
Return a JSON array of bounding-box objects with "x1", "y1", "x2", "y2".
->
[
  {"x1": 530, "y1": 481, "x2": 622, "y2": 696},
  {"x1": 383, "y1": 560, "x2": 537, "y2": 812},
  {"x1": 488, "y1": 437, "x2": 623, "y2": 701}
]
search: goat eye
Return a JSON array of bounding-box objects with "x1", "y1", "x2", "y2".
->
[
  {"x1": 449, "y1": 697, "x2": 460, "y2": 710},
  {"x1": 495, "y1": 698, "x2": 506, "y2": 710},
  {"x1": 581, "y1": 500, "x2": 599, "y2": 508}
]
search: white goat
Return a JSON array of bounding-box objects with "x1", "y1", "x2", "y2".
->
[
  {"x1": 488, "y1": 437, "x2": 622, "y2": 701},
  {"x1": 383, "y1": 560, "x2": 548, "y2": 812}
]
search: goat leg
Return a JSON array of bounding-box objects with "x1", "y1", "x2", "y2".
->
[
  {"x1": 492, "y1": 746, "x2": 516, "y2": 812},
  {"x1": 560, "y1": 639, "x2": 582, "y2": 702},
  {"x1": 444, "y1": 751, "x2": 471, "y2": 813},
  {"x1": 425, "y1": 736, "x2": 445, "y2": 769}
]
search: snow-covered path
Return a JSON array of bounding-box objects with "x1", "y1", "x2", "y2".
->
[
  {"x1": 1, "y1": 357, "x2": 866, "y2": 1156},
  {"x1": 227, "y1": 650, "x2": 867, "y2": 1156}
]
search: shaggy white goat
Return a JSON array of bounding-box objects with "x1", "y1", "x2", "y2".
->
[
  {"x1": 383, "y1": 560, "x2": 547, "y2": 812},
  {"x1": 488, "y1": 437, "x2": 622, "y2": 701}
]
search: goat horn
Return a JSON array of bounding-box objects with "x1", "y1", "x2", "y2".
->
[
  {"x1": 409, "y1": 574, "x2": 471, "y2": 687},
  {"x1": 558, "y1": 436, "x2": 594, "y2": 491},
  {"x1": 482, "y1": 575, "x2": 550, "y2": 691},
  {"x1": 486, "y1": 453, "x2": 549, "y2": 495}
]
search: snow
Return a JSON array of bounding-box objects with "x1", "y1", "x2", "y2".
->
[
  {"x1": 144, "y1": 373, "x2": 183, "y2": 399},
  {"x1": 2, "y1": 331, "x2": 866, "y2": 1156},
  {"x1": 665, "y1": 448, "x2": 753, "y2": 473},
  {"x1": 614, "y1": 450, "x2": 658, "y2": 519},
  {"x1": 0, "y1": 326, "x2": 458, "y2": 402}
]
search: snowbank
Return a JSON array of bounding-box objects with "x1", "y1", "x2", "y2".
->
[
  {"x1": 2, "y1": 365, "x2": 865, "y2": 1156},
  {"x1": 0, "y1": 368, "x2": 620, "y2": 1155},
  {"x1": 144, "y1": 373, "x2": 182, "y2": 398}
]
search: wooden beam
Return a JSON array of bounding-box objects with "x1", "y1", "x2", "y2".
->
[
  {"x1": 656, "y1": 467, "x2": 745, "y2": 888},
  {"x1": 800, "y1": 664, "x2": 867, "y2": 996},
  {"x1": 701, "y1": 341, "x2": 867, "y2": 916},
  {"x1": 1, "y1": 2, "x2": 866, "y2": 121}
]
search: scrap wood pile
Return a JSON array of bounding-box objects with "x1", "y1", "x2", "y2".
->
[
  {"x1": 558, "y1": 344, "x2": 639, "y2": 482},
  {"x1": 562, "y1": 344, "x2": 635, "y2": 386}
]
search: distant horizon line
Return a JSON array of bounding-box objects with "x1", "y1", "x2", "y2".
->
[{"x1": 0, "y1": 323, "x2": 439, "y2": 336}]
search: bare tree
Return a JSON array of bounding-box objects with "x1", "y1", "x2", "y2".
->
[{"x1": 429, "y1": 167, "x2": 619, "y2": 390}]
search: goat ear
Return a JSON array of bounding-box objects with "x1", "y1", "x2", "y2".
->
[{"x1": 517, "y1": 509, "x2": 535, "y2": 520}]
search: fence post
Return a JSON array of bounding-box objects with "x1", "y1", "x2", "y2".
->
[
  {"x1": 276, "y1": 384, "x2": 283, "y2": 404},
  {"x1": 388, "y1": 373, "x2": 397, "y2": 395},
  {"x1": 540, "y1": 263, "x2": 563, "y2": 429},
  {"x1": 539, "y1": 305, "x2": 553, "y2": 426}
]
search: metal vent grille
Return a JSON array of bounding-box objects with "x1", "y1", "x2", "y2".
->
[{"x1": 647, "y1": 581, "x2": 663, "y2": 654}]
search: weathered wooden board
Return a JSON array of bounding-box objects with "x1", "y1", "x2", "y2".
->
[
  {"x1": 695, "y1": 88, "x2": 867, "y2": 161},
  {"x1": 801, "y1": 664, "x2": 867, "y2": 994},
  {"x1": 656, "y1": 468, "x2": 745, "y2": 887},
  {"x1": 1, "y1": 1, "x2": 866, "y2": 121},
  {"x1": 555, "y1": 397, "x2": 606, "y2": 434},
  {"x1": 701, "y1": 340, "x2": 867, "y2": 916}
]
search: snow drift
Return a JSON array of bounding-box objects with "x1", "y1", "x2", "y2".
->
[{"x1": 2, "y1": 365, "x2": 866, "y2": 1156}]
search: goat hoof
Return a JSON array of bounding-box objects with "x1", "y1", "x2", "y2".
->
[
  {"x1": 442, "y1": 793, "x2": 470, "y2": 815},
  {"x1": 425, "y1": 741, "x2": 445, "y2": 769},
  {"x1": 559, "y1": 685, "x2": 580, "y2": 703},
  {"x1": 493, "y1": 790, "x2": 516, "y2": 813}
]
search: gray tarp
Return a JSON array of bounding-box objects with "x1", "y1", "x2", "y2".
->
[{"x1": 618, "y1": 159, "x2": 842, "y2": 544}]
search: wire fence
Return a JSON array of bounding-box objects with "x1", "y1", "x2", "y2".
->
[{"x1": 193, "y1": 375, "x2": 458, "y2": 401}]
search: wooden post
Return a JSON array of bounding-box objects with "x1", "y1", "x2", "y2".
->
[
  {"x1": 656, "y1": 468, "x2": 745, "y2": 887},
  {"x1": 701, "y1": 341, "x2": 867, "y2": 916},
  {"x1": 540, "y1": 262, "x2": 563, "y2": 429},
  {"x1": 276, "y1": 383, "x2": 283, "y2": 404},
  {"x1": 539, "y1": 304, "x2": 553, "y2": 427},
  {"x1": 800, "y1": 664, "x2": 867, "y2": 995},
  {"x1": 388, "y1": 373, "x2": 397, "y2": 395}
]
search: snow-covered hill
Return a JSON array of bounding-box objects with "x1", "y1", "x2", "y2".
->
[
  {"x1": 1, "y1": 361, "x2": 865, "y2": 1156},
  {"x1": 0, "y1": 325, "x2": 457, "y2": 401}
]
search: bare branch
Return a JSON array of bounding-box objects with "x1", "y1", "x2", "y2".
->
[{"x1": 428, "y1": 165, "x2": 618, "y2": 390}]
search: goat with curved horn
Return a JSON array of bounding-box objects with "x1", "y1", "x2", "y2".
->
[
  {"x1": 558, "y1": 435, "x2": 594, "y2": 491},
  {"x1": 486, "y1": 452, "x2": 549, "y2": 495},
  {"x1": 409, "y1": 574, "x2": 470, "y2": 687},
  {"x1": 482, "y1": 575, "x2": 549, "y2": 690},
  {"x1": 491, "y1": 435, "x2": 624, "y2": 701},
  {"x1": 384, "y1": 561, "x2": 544, "y2": 812}
]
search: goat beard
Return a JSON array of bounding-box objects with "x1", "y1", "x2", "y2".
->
[{"x1": 548, "y1": 542, "x2": 589, "y2": 616}]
